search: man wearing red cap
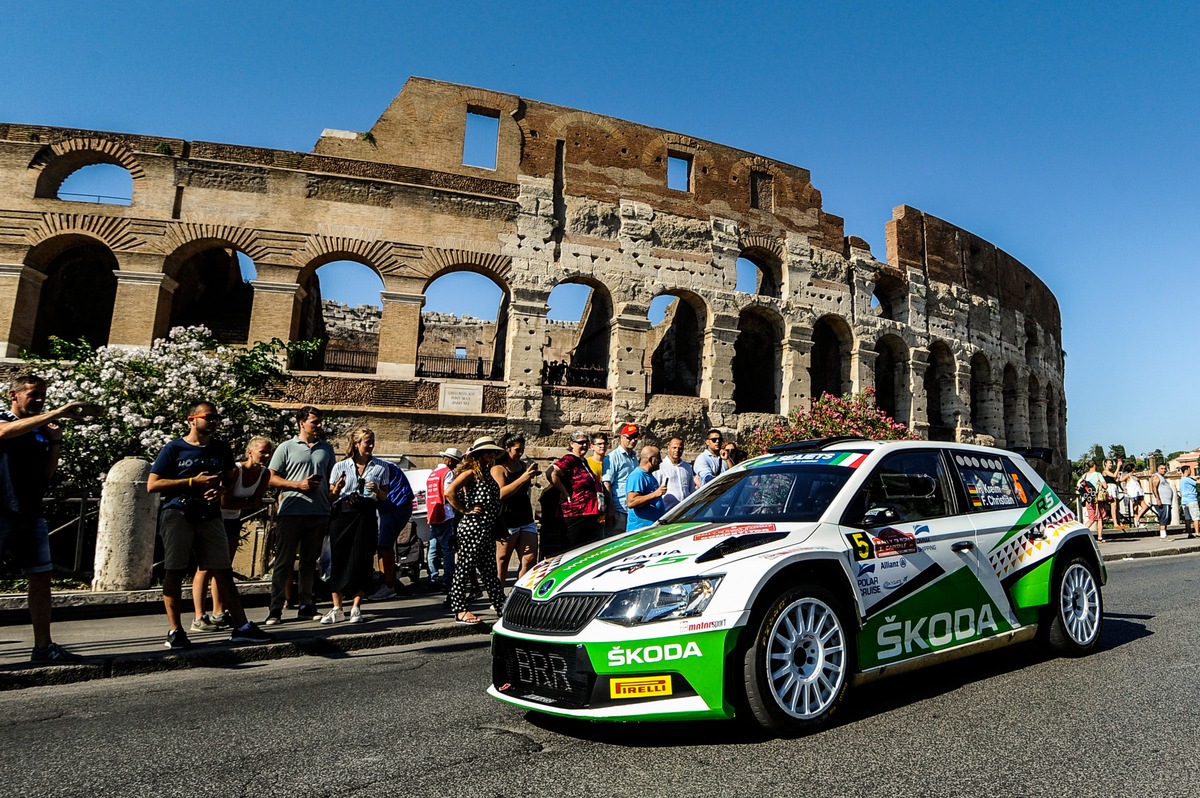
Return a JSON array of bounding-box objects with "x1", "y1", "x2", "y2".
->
[{"x1": 602, "y1": 423, "x2": 641, "y2": 537}]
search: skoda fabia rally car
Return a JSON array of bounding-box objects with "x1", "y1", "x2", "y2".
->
[{"x1": 489, "y1": 438, "x2": 1105, "y2": 734}]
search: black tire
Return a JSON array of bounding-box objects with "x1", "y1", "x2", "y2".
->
[
  {"x1": 740, "y1": 584, "x2": 853, "y2": 735},
  {"x1": 1044, "y1": 554, "x2": 1103, "y2": 656}
]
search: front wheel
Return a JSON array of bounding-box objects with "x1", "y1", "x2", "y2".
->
[
  {"x1": 741, "y1": 585, "x2": 853, "y2": 735},
  {"x1": 1045, "y1": 555, "x2": 1103, "y2": 655}
]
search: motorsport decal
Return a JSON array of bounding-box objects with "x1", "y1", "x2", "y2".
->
[
  {"x1": 521, "y1": 522, "x2": 706, "y2": 599},
  {"x1": 594, "y1": 550, "x2": 692, "y2": 578},
  {"x1": 694, "y1": 523, "x2": 776, "y2": 541},
  {"x1": 773, "y1": 451, "x2": 869, "y2": 468},
  {"x1": 680, "y1": 618, "x2": 727, "y2": 633},
  {"x1": 846, "y1": 528, "x2": 918, "y2": 561},
  {"x1": 988, "y1": 504, "x2": 1081, "y2": 579},
  {"x1": 989, "y1": 485, "x2": 1073, "y2": 550},
  {"x1": 875, "y1": 603, "x2": 1001, "y2": 660},
  {"x1": 606, "y1": 641, "x2": 703, "y2": 667},
  {"x1": 610, "y1": 676, "x2": 673, "y2": 699}
]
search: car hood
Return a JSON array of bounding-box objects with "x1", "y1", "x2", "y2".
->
[{"x1": 517, "y1": 520, "x2": 817, "y2": 600}]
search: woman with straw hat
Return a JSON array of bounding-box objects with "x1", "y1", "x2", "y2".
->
[{"x1": 445, "y1": 436, "x2": 507, "y2": 624}]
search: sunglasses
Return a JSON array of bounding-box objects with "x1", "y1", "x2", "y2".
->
[
  {"x1": 708, "y1": 437, "x2": 723, "y2": 442},
  {"x1": 188, "y1": 414, "x2": 221, "y2": 422}
]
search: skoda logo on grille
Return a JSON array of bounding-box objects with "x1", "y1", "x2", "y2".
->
[{"x1": 535, "y1": 578, "x2": 556, "y2": 598}]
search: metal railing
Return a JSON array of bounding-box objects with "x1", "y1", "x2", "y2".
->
[
  {"x1": 541, "y1": 361, "x2": 608, "y2": 388},
  {"x1": 289, "y1": 347, "x2": 378, "y2": 374},
  {"x1": 416, "y1": 355, "x2": 495, "y2": 380}
]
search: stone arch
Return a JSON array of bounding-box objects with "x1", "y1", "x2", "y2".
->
[
  {"x1": 161, "y1": 238, "x2": 261, "y2": 344},
  {"x1": 29, "y1": 137, "x2": 146, "y2": 200},
  {"x1": 874, "y1": 333, "x2": 910, "y2": 425},
  {"x1": 23, "y1": 233, "x2": 118, "y2": 355},
  {"x1": 871, "y1": 270, "x2": 908, "y2": 323},
  {"x1": 417, "y1": 266, "x2": 510, "y2": 381},
  {"x1": 1002, "y1": 363, "x2": 1021, "y2": 447},
  {"x1": 969, "y1": 352, "x2": 999, "y2": 438},
  {"x1": 296, "y1": 234, "x2": 403, "y2": 279},
  {"x1": 293, "y1": 255, "x2": 387, "y2": 374},
  {"x1": 544, "y1": 276, "x2": 613, "y2": 388},
  {"x1": 810, "y1": 314, "x2": 854, "y2": 399},
  {"x1": 924, "y1": 340, "x2": 957, "y2": 442},
  {"x1": 638, "y1": 132, "x2": 716, "y2": 185},
  {"x1": 732, "y1": 305, "x2": 783, "y2": 413},
  {"x1": 737, "y1": 234, "x2": 784, "y2": 298},
  {"x1": 1024, "y1": 317, "x2": 1041, "y2": 369},
  {"x1": 541, "y1": 112, "x2": 632, "y2": 157},
  {"x1": 648, "y1": 290, "x2": 707, "y2": 397},
  {"x1": 729, "y1": 156, "x2": 797, "y2": 206},
  {"x1": 415, "y1": 247, "x2": 512, "y2": 288},
  {"x1": 26, "y1": 213, "x2": 141, "y2": 253}
]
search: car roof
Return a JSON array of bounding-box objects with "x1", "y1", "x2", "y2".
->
[{"x1": 765, "y1": 437, "x2": 1029, "y2": 459}]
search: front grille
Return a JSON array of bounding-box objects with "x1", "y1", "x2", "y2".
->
[
  {"x1": 502, "y1": 588, "x2": 611, "y2": 635},
  {"x1": 493, "y1": 636, "x2": 595, "y2": 708}
]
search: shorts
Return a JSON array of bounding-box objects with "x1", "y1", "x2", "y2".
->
[
  {"x1": 504, "y1": 522, "x2": 537, "y2": 539},
  {"x1": 1185, "y1": 502, "x2": 1200, "y2": 522},
  {"x1": 1085, "y1": 502, "x2": 1106, "y2": 524},
  {"x1": 0, "y1": 515, "x2": 52, "y2": 574},
  {"x1": 223, "y1": 517, "x2": 243, "y2": 543},
  {"x1": 1155, "y1": 503, "x2": 1172, "y2": 527},
  {"x1": 159, "y1": 507, "x2": 232, "y2": 572},
  {"x1": 378, "y1": 505, "x2": 413, "y2": 548}
]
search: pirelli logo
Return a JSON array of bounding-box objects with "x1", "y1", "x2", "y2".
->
[{"x1": 609, "y1": 675, "x2": 673, "y2": 699}]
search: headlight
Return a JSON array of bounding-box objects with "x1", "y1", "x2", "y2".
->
[{"x1": 596, "y1": 577, "x2": 723, "y2": 626}]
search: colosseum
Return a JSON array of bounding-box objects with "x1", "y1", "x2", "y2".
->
[{"x1": 0, "y1": 77, "x2": 1067, "y2": 486}]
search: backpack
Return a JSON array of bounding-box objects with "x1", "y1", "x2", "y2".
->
[
  {"x1": 380, "y1": 461, "x2": 413, "y2": 515},
  {"x1": 1077, "y1": 479, "x2": 1097, "y2": 504}
]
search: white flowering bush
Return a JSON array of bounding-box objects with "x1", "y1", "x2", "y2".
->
[{"x1": 23, "y1": 327, "x2": 309, "y2": 490}]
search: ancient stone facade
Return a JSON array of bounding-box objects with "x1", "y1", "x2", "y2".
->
[{"x1": 0, "y1": 77, "x2": 1068, "y2": 485}]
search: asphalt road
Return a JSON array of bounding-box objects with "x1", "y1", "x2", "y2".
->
[{"x1": 1, "y1": 554, "x2": 1196, "y2": 798}]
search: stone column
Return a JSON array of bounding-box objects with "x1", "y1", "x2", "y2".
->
[
  {"x1": 611, "y1": 312, "x2": 650, "y2": 419},
  {"x1": 1008, "y1": 381, "x2": 1032, "y2": 449},
  {"x1": 908, "y1": 347, "x2": 931, "y2": 440},
  {"x1": 504, "y1": 289, "x2": 549, "y2": 426},
  {"x1": 782, "y1": 323, "x2": 813, "y2": 416},
  {"x1": 0, "y1": 262, "x2": 46, "y2": 357},
  {"x1": 93, "y1": 458, "x2": 158, "y2": 591},
  {"x1": 109, "y1": 271, "x2": 178, "y2": 347},
  {"x1": 852, "y1": 342, "x2": 877, "y2": 395},
  {"x1": 377, "y1": 291, "x2": 424, "y2": 378},
  {"x1": 953, "y1": 362, "x2": 974, "y2": 442},
  {"x1": 248, "y1": 280, "x2": 304, "y2": 344},
  {"x1": 704, "y1": 312, "x2": 740, "y2": 420},
  {"x1": 1029, "y1": 392, "x2": 1049, "y2": 449}
]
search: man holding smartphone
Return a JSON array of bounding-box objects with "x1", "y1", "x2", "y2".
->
[{"x1": 265, "y1": 406, "x2": 336, "y2": 624}]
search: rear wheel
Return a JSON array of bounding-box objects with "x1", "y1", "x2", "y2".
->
[
  {"x1": 741, "y1": 585, "x2": 852, "y2": 735},
  {"x1": 1045, "y1": 555, "x2": 1103, "y2": 655}
]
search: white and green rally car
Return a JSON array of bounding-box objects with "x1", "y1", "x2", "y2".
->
[{"x1": 489, "y1": 438, "x2": 1104, "y2": 735}]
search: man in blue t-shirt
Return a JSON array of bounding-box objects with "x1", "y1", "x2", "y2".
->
[
  {"x1": 625, "y1": 446, "x2": 669, "y2": 532},
  {"x1": 602, "y1": 423, "x2": 641, "y2": 536},
  {"x1": 1180, "y1": 464, "x2": 1199, "y2": 539},
  {"x1": 148, "y1": 400, "x2": 270, "y2": 650}
]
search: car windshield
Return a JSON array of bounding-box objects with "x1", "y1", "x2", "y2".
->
[{"x1": 667, "y1": 464, "x2": 853, "y2": 524}]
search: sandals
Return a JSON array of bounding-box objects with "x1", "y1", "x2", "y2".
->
[{"x1": 455, "y1": 612, "x2": 482, "y2": 625}]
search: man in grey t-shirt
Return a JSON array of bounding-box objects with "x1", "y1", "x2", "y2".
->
[{"x1": 265, "y1": 406, "x2": 336, "y2": 624}]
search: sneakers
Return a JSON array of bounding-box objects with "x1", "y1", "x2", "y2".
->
[
  {"x1": 1161, "y1": 530, "x2": 1168, "y2": 539},
  {"x1": 190, "y1": 613, "x2": 221, "y2": 633},
  {"x1": 264, "y1": 612, "x2": 283, "y2": 626},
  {"x1": 368, "y1": 585, "x2": 397, "y2": 601},
  {"x1": 320, "y1": 606, "x2": 345, "y2": 625},
  {"x1": 229, "y1": 622, "x2": 272, "y2": 644},
  {"x1": 297, "y1": 604, "x2": 323, "y2": 621},
  {"x1": 214, "y1": 611, "x2": 232, "y2": 630},
  {"x1": 30, "y1": 642, "x2": 83, "y2": 664},
  {"x1": 165, "y1": 629, "x2": 192, "y2": 650},
  {"x1": 349, "y1": 606, "x2": 363, "y2": 624}
]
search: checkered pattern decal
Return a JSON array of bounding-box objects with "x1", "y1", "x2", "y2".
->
[{"x1": 988, "y1": 505, "x2": 1080, "y2": 579}]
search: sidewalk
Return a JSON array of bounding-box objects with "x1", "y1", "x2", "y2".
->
[{"x1": 2, "y1": 525, "x2": 1197, "y2": 692}]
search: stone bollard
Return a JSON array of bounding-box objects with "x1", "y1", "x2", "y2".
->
[{"x1": 93, "y1": 457, "x2": 158, "y2": 591}]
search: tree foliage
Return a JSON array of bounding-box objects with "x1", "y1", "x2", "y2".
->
[
  {"x1": 743, "y1": 388, "x2": 917, "y2": 457},
  {"x1": 21, "y1": 327, "x2": 313, "y2": 491}
]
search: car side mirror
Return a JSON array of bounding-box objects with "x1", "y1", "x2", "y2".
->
[{"x1": 863, "y1": 506, "x2": 900, "y2": 527}]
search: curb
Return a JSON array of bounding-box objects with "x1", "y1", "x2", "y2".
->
[
  {"x1": 0, "y1": 621, "x2": 491, "y2": 692},
  {"x1": 1102, "y1": 545, "x2": 1200, "y2": 562}
]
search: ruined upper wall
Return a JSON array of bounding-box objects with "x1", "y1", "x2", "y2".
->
[
  {"x1": 885, "y1": 205, "x2": 1062, "y2": 346},
  {"x1": 313, "y1": 77, "x2": 846, "y2": 254}
]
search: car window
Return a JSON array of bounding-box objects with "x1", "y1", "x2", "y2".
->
[
  {"x1": 950, "y1": 452, "x2": 1032, "y2": 511},
  {"x1": 670, "y1": 465, "x2": 852, "y2": 524},
  {"x1": 847, "y1": 450, "x2": 954, "y2": 525}
]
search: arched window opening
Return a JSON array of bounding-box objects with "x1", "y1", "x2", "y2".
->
[
  {"x1": 1046, "y1": 387, "x2": 1061, "y2": 454},
  {"x1": 969, "y1": 353, "x2": 996, "y2": 438},
  {"x1": 544, "y1": 281, "x2": 611, "y2": 388},
  {"x1": 648, "y1": 293, "x2": 702, "y2": 397},
  {"x1": 871, "y1": 273, "x2": 907, "y2": 323},
  {"x1": 924, "y1": 342, "x2": 957, "y2": 442},
  {"x1": 294, "y1": 259, "x2": 384, "y2": 374},
  {"x1": 1028, "y1": 374, "x2": 1047, "y2": 448},
  {"x1": 1024, "y1": 319, "x2": 1041, "y2": 368},
  {"x1": 168, "y1": 247, "x2": 256, "y2": 345},
  {"x1": 735, "y1": 252, "x2": 781, "y2": 299},
  {"x1": 417, "y1": 270, "x2": 506, "y2": 380},
  {"x1": 56, "y1": 163, "x2": 133, "y2": 206},
  {"x1": 1002, "y1": 364, "x2": 1020, "y2": 448},
  {"x1": 29, "y1": 240, "x2": 118, "y2": 355},
  {"x1": 874, "y1": 334, "x2": 910, "y2": 424},
  {"x1": 809, "y1": 316, "x2": 851, "y2": 399},
  {"x1": 732, "y1": 308, "x2": 780, "y2": 414}
]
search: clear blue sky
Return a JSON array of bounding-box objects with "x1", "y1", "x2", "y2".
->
[{"x1": 4, "y1": 1, "x2": 1197, "y2": 458}]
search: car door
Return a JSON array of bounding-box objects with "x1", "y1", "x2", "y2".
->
[{"x1": 839, "y1": 448, "x2": 996, "y2": 671}]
